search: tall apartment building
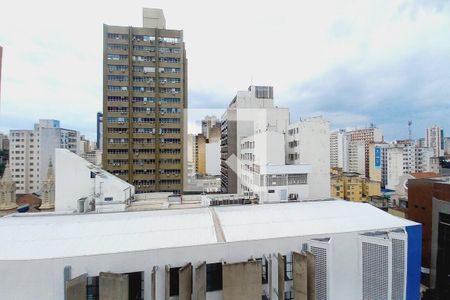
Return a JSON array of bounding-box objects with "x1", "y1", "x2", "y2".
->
[
  {"x1": 347, "y1": 140, "x2": 365, "y2": 175},
  {"x1": 96, "y1": 112, "x2": 103, "y2": 150},
  {"x1": 369, "y1": 140, "x2": 434, "y2": 189},
  {"x1": 426, "y1": 125, "x2": 445, "y2": 157},
  {"x1": 201, "y1": 115, "x2": 220, "y2": 141},
  {"x1": 0, "y1": 133, "x2": 9, "y2": 151},
  {"x1": 329, "y1": 129, "x2": 348, "y2": 171},
  {"x1": 286, "y1": 116, "x2": 330, "y2": 198},
  {"x1": 221, "y1": 85, "x2": 289, "y2": 193},
  {"x1": 9, "y1": 120, "x2": 80, "y2": 194},
  {"x1": 102, "y1": 8, "x2": 187, "y2": 194},
  {"x1": 347, "y1": 127, "x2": 383, "y2": 177}
]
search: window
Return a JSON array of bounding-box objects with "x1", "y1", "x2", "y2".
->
[
  {"x1": 108, "y1": 33, "x2": 128, "y2": 40},
  {"x1": 285, "y1": 291, "x2": 294, "y2": 300},
  {"x1": 160, "y1": 118, "x2": 180, "y2": 124},
  {"x1": 159, "y1": 87, "x2": 180, "y2": 94},
  {"x1": 133, "y1": 45, "x2": 155, "y2": 52},
  {"x1": 107, "y1": 44, "x2": 128, "y2": 51},
  {"x1": 132, "y1": 55, "x2": 155, "y2": 62},
  {"x1": 159, "y1": 67, "x2": 181, "y2": 73},
  {"x1": 87, "y1": 276, "x2": 99, "y2": 299},
  {"x1": 159, "y1": 98, "x2": 180, "y2": 104},
  {"x1": 169, "y1": 267, "x2": 180, "y2": 296},
  {"x1": 108, "y1": 85, "x2": 128, "y2": 92},
  {"x1": 134, "y1": 128, "x2": 155, "y2": 134},
  {"x1": 158, "y1": 37, "x2": 180, "y2": 44},
  {"x1": 108, "y1": 65, "x2": 128, "y2": 72},
  {"x1": 288, "y1": 174, "x2": 307, "y2": 185},
  {"x1": 108, "y1": 75, "x2": 128, "y2": 82},
  {"x1": 107, "y1": 117, "x2": 128, "y2": 124},
  {"x1": 107, "y1": 54, "x2": 128, "y2": 61},
  {"x1": 160, "y1": 108, "x2": 181, "y2": 113},
  {"x1": 159, "y1": 77, "x2": 181, "y2": 84},
  {"x1": 159, "y1": 47, "x2": 181, "y2": 53},
  {"x1": 133, "y1": 35, "x2": 155, "y2": 42},
  {"x1": 206, "y1": 263, "x2": 222, "y2": 291},
  {"x1": 133, "y1": 97, "x2": 155, "y2": 103},
  {"x1": 159, "y1": 57, "x2": 180, "y2": 64},
  {"x1": 133, "y1": 86, "x2": 154, "y2": 93},
  {"x1": 107, "y1": 96, "x2": 128, "y2": 102},
  {"x1": 107, "y1": 107, "x2": 128, "y2": 113},
  {"x1": 284, "y1": 254, "x2": 293, "y2": 281},
  {"x1": 133, "y1": 107, "x2": 154, "y2": 113}
]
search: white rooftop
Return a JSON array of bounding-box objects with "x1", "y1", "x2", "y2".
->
[{"x1": 0, "y1": 200, "x2": 416, "y2": 260}]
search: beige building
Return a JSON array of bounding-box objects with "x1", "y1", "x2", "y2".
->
[
  {"x1": 102, "y1": 8, "x2": 187, "y2": 194},
  {"x1": 347, "y1": 127, "x2": 383, "y2": 177},
  {"x1": 331, "y1": 171, "x2": 381, "y2": 202}
]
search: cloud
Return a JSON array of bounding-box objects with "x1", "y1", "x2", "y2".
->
[{"x1": 0, "y1": 0, "x2": 449, "y2": 142}]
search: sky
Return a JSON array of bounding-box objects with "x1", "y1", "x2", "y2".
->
[{"x1": 0, "y1": 0, "x2": 449, "y2": 140}]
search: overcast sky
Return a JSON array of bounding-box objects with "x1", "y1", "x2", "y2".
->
[{"x1": 0, "y1": 0, "x2": 449, "y2": 140}]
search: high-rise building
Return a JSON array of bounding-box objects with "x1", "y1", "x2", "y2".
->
[
  {"x1": 329, "y1": 129, "x2": 348, "y2": 171},
  {"x1": 201, "y1": 115, "x2": 220, "y2": 140},
  {"x1": 426, "y1": 125, "x2": 444, "y2": 157},
  {"x1": 347, "y1": 140, "x2": 366, "y2": 175},
  {"x1": 9, "y1": 120, "x2": 80, "y2": 194},
  {"x1": 347, "y1": 127, "x2": 383, "y2": 177},
  {"x1": 102, "y1": 8, "x2": 187, "y2": 194},
  {"x1": 286, "y1": 116, "x2": 330, "y2": 198},
  {"x1": 0, "y1": 133, "x2": 9, "y2": 151},
  {"x1": 96, "y1": 112, "x2": 103, "y2": 150},
  {"x1": 220, "y1": 85, "x2": 289, "y2": 193}
]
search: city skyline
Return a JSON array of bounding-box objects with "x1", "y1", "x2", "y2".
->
[{"x1": 0, "y1": 0, "x2": 449, "y2": 141}]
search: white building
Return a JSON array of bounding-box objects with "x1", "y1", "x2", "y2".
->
[
  {"x1": 221, "y1": 85, "x2": 289, "y2": 194},
  {"x1": 286, "y1": 116, "x2": 330, "y2": 198},
  {"x1": 55, "y1": 149, "x2": 133, "y2": 213},
  {"x1": 240, "y1": 130, "x2": 311, "y2": 203},
  {"x1": 426, "y1": 125, "x2": 445, "y2": 157},
  {"x1": 329, "y1": 129, "x2": 348, "y2": 171},
  {"x1": 384, "y1": 141, "x2": 434, "y2": 190},
  {"x1": 9, "y1": 120, "x2": 80, "y2": 194},
  {"x1": 0, "y1": 200, "x2": 422, "y2": 300},
  {"x1": 205, "y1": 142, "x2": 221, "y2": 176},
  {"x1": 347, "y1": 140, "x2": 365, "y2": 175},
  {"x1": 415, "y1": 146, "x2": 434, "y2": 172},
  {"x1": 386, "y1": 146, "x2": 404, "y2": 190}
]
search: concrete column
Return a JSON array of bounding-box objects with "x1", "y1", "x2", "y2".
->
[
  {"x1": 306, "y1": 251, "x2": 316, "y2": 300},
  {"x1": 278, "y1": 254, "x2": 285, "y2": 300},
  {"x1": 164, "y1": 265, "x2": 170, "y2": 300},
  {"x1": 151, "y1": 267, "x2": 156, "y2": 300},
  {"x1": 222, "y1": 260, "x2": 262, "y2": 300},
  {"x1": 179, "y1": 263, "x2": 192, "y2": 300},
  {"x1": 66, "y1": 273, "x2": 87, "y2": 300},
  {"x1": 195, "y1": 262, "x2": 206, "y2": 300},
  {"x1": 293, "y1": 252, "x2": 307, "y2": 300},
  {"x1": 99, "y1": 272, "x2": 128, "y2": 300}
]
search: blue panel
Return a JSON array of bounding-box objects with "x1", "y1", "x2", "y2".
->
[
  {"x1": 406, "y1": 224, "x2": 422, "y2": 300},
  {"x1": 375, "y1": 146, "x2": 381, "y2": 169}
]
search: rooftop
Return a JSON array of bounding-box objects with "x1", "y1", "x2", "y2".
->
[{"x1": 0, "y1": 200, "x2": 416, "y2": 261}]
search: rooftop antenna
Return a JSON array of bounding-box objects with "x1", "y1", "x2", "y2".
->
[{"x1": 408, "y1": 121, "x2": 412, "y2": 141}]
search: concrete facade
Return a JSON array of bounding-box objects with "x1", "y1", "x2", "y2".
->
[
  {"x1": 287, "y1": 116, "x2": 331, "y2": 198},
  {"x1": 426, "y1": 125, "x2": 445, "y2": 157},
  {"x1": 9, "y1": 119, "x2": 80, "y2": 194},
  {"x1": 220, "y1": 85, "x2": 289, "y2": 194},
  {"x1": 103, "y1": 9, "x2": 187, "y2": 194},
  {"x1": 329, "y1": 129, "x2": 348, "y2": 171}
]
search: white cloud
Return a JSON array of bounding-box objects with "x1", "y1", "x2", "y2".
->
[{"x1": 0, "y1": 0, "x2": 449, "y2": 140}]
